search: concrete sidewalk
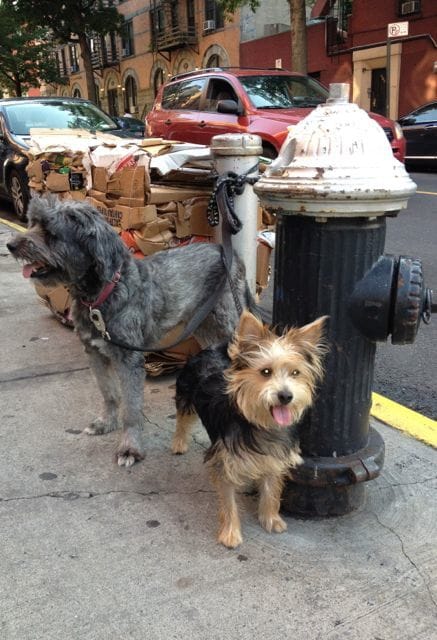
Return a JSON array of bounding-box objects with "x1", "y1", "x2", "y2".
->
[{"x1": 1, "y1": 222, "x2": 436, "y2": 640}]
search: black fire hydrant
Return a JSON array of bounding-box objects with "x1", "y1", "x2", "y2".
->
[{"x1": 254, "y1": 83, "x2": 434, "y2": 516}]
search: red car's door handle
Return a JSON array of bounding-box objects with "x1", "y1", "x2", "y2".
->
[
  {"x1": 164, "y1": 119, "x2": 172, "y2": 125},
  {"x1": 198, "y1": 120, "x2": 207, "y2": 128}
]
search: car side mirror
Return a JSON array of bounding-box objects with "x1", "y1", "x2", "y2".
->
[{"x1": 217, "y1": 99, "x2": 242, "y2": 116}]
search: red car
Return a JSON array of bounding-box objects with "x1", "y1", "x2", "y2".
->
[{"x1": 146, "y1": 68, "x2": 405, "y2": 162}]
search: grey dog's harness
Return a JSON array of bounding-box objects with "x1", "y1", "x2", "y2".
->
[{"x1": 83, "y1": 166, "x2": 258, "y2": 352}]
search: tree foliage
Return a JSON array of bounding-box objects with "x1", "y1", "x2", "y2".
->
[
  {"x1": 0, "y1": 4, "x2": 66, "y2": 96},
  {"x1": 5, "y1": 0, "x2": 124, "y2": 102}
]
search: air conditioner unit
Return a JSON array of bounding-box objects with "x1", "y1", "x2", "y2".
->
[
  {"x1": 203, "y1": 20, "x2": 215, "y2": 32},
  {"x1": 400, "y1": 0, "x2": 420, "y2": 15},
  {"x1": 70, "y1": 65, "x2": 78, "y2": 73},
  {"x1": 121, "y1": 48, "x2": 128, "y2": 56}
]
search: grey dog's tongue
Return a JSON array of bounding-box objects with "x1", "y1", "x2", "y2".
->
[
  {"x1": 23, "y1": 264, "x2": 34, "y2": 278},
  {"x1": 22, "y1": 263, "x2": 42, "y2": 278},
  {"x1": 272, "y1": 405, "x2": 292, "y2": 427}
]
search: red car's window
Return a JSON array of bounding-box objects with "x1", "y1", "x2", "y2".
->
[
  {"x1": 161, "y1": 78, "x2": 207, "y2": 111},
  {"x1": 239, "y1": 75, "x2": 328, "y2": 109}
]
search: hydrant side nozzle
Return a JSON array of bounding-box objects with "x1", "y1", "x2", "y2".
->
[{"x1": 348, "y1": 255, "x2": 397, "y2": 342}]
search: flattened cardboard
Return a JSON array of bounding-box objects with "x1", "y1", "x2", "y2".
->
[
  {"x1": 92, "y1": 166, "x2": 108, "y2": 193},
  {"x1": 45, "y1": 172, "x2": 70, "y2": 192},
  {"x1": 133, "y1": 229, "x2": 173, "y2": 255},
  {"x1": 34, "y1": 282, "x2": 71, "y2": 313},
  {"x1": 86, "y1": 196, "x2": 157, "y2": 230},
  {"x1": 26, "y1": 160, "x2": 44, "y2": 181},
  {"x1": 256, "y1": 242, "x2": 272, "y2": 288},
  {"x1": 137, "y1": 217, "x2": 173, "y2": 239},
  {"x1": 148, "y1": 185, "x2": 211, "y2": 204},
  {"x1": 175, "y1": 201, "x2": 191, "y2": 238},
  {"x1": 184, "y1": 197, "x2": 213, "y2": 236},
  {"x1": 107, "y1": 166, "x2": 148, "y2": 200}
]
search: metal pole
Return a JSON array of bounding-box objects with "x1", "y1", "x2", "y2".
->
[
  {"x1": 211, "y1": 134, "x2": 262, "y2": 297},
  {"x1": 386, "y1": 38, "x2": 391, "y2": 118}
]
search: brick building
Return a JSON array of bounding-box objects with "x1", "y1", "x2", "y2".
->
[
  {"x1": 48, "y1": 0, "x2": 240, "y2": 119},
  {"x1": 240, "y1": 0, "x2": 437, "y2": 119}
]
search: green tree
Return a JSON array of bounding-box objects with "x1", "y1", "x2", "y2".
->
[
  {"x1": 6, "y1": 0, "x2": 124, "y2": 103},
  {"x1": 0, "y1": 4, "x2": 66, "y2": 96},
  {"x1": 219, "y1": 0, "x2": 309, "y2": 74}
]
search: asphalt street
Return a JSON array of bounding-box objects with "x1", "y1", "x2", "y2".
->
[{"x1": 373, "y1": 171, "x2": 437, "y2": 419}]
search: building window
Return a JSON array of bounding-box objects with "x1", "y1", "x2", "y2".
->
[
  {"x1": 150, "y1": 6, "x2": 165, "y2": 48},
  {"x1": 121, "y1": 20, "x2": 134, "y2": 57},
  {"x1": 153, "y1": 68, "x2": 165, "y2": 96},
  {"x1": 187, "y1": 0, "x2": 195, "y2": 29},
  {"x1": 124, "y1": 76, "x2": 138, "y2": 114},
  {"x1": 69, "y1": 45, "x2": 79, "y2": 73},
  {"x1": 397, "y1": 0, "x2": 421, "y2": 17},
  {"x1": 72, "y1": 87, "x2": 81, "y2": 98},
  {"x1": 204, "y1": 0, "x2": 224, "y2": 29},
  {"x1": 206, "y1": 53, "x2": 220, "y2": 68},
  {"x1": 58, "y1": 49, "x2": 67, "y2": 77}
]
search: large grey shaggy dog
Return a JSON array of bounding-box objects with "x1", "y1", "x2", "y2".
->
[{"x1": 7, "y1": 197, "x2": 253, "y2": 467}]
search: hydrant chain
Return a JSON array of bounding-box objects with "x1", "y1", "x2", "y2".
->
[{"x1": 207, "y1": 162, "x2": 260, "y2": 229}]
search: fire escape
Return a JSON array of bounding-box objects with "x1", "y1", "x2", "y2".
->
[
  {"x1": 150, "y1": 0, "x2": 198, "y2": 61},
  {"x1": 90, "y1": 32, "x2": 121, "y2": 74},
  {"x1": 326, "y1": 0, "x2": 352, "y2": 55}
]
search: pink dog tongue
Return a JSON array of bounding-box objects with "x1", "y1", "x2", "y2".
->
[
  {"x1": 22, "y1": 264, "x2": 35, "y2": 278},
  {"x1": 22, "y1": 263, "x2": 43, "y2": 278},
  {"x1": 272, "y1": 405, "x2": 293, "y2": 427}
]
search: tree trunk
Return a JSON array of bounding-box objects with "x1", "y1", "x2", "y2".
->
[
  {"x1": 77, "y1": 33, "x2": 96, "y2": 103},
  {"x1": 289, "y1": 0, "x2": 307, "y2": 74},
  {"x1": 14, "y1": 75, "x2": 22, "y2": 97}
]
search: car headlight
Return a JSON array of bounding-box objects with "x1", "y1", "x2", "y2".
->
[{"x1": 393, "y1": 122, "x2": 404, "y2": 140}]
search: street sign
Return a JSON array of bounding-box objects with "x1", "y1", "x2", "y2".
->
[{"x1": 387, "y1": 22, "x2": 409, "y2": 38}]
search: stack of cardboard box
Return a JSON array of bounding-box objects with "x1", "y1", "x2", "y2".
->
[
  {"x1": 86, "y1": 142, "x2": 215, "y2": 256},
  {"x1": 26, "y1": 148, "x2": 88, "y2": 202}
]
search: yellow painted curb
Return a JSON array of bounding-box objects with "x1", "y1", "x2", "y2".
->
[
  {"x1": 416, "y1": 190, "x2": 437, "y2": 196},
  {"x1": 371, "y1": 392, "x2": 437, "y2": 448},
  {"x1": 0, "y1": 217, "x2": 26, "y2": 232}
]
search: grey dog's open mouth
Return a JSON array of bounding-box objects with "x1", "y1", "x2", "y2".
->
[{"x1": 22, "y1": 262, "x2": 51, "y2": 279}]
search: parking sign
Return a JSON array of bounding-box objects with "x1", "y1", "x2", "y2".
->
[{"x1": 387, "y1": 22, "x2": 409, "y2": 38}]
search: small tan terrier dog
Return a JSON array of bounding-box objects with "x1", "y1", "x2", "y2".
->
[{"x1": 172, "y1": 310, "x2": 328, "y2": 548}]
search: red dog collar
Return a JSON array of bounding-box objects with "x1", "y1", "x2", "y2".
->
[{"x1": 81, "y1": 271, "x2": 121, "y2": 309}]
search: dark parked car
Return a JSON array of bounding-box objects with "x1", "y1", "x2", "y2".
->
[
  {"x1": 146, "y1": 67, "x2": 406, "y2": 162},
  {"x1": 113, "y1": 115, "x2": 145, "y2": 138},
  {"x1": 398, "y1": 101, "x2": 437, "y2": 169},
  {"x1": 0, "y1": 97, "x2": 134, "y2": 219}
]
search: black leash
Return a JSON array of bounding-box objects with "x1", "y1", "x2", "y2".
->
[{"x1": 90, "y1": 163, "x2": 259, "y2": 352}]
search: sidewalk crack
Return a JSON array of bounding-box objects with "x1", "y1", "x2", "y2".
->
[
  {"x1": 369, "y1": 510, "x2": 437, "y2": 609},
  {"x1": 0, "y1": 487, "x2": 215, "y2": 503}
]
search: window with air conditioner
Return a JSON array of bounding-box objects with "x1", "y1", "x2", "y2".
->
[
  {"x1": 204, "y1": 0, "x2": 224, "y2": 30},
  {"x1": 121, "y1": 20, "x2": 134, "y2": 57},
  {"x1": 398, "y1": 0, "x2": 421, "y2": 16},
  {"x1": 203, "y1": 20, "x2": 215, "y2": 32}
]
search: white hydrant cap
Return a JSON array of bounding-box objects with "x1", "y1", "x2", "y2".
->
[{"x1": 254, "y1": 83, "x2": 416, "y2": 217}]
